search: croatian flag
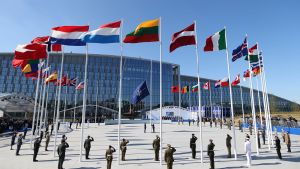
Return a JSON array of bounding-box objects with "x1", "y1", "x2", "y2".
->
[
  {"x1": 50, "y1": 25, "x2": 89, "y2": 46},
  {"x1": 81, "y1": 21, "x2": 121, "y2": 43}
]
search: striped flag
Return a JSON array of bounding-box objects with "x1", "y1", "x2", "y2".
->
[
  {"x1": 50, "y1": 25, "x2": 89, "y2": 46},
  {"x1": 231, "y1": 74, "x2": 240, "y2": 86},
  {"x1": 204, "y1": 29, "x2": 226, "y2": 52},
  {"x1": 170, "y1": 23, "x2": 196, "y2": 52},
  {"x1": 76, "y1": 81, "x2": 85, "y2": 90}
]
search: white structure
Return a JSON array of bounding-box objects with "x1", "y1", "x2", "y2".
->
[{"x1": 146, "y1": 106, "x2": 199, "y2": 120}]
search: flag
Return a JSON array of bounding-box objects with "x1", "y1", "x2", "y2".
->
[
  {"x1": 181, "y1": 86, "x2": 189, "y2": 94},
  {"x1": 192, "y1": 84, "x2": 199, "y2": 92},
  {"x1": 131, "y1": 80, "x2": 150, "y2": 104},
  {"x1": 22, "y1": 60, "x2": 39, "y2": 74},
  {"x1": 68, "y1": 77, "x2": 77, "y2": 86},
  {"x1": 81, "y1": 21, "x2": 121, "y2": 43},
  {"x1": 55, "y1": 75, "x2": 68, "y2": 86},
  {"x1": 45, "y1": 72, "x2": 58, "y2": 83},
  {"x1": 220, "y1": 77, "x2": 229, "y2": 87},
  {"x1": 50, "y1": 25, "x2": 89, "y2": 46},
  {"x1": 232, "y1": 37, "x2": 248, "y2": 62},
  {"x1": 231, "y1": 74, "x2": 240, "y2": 86},
  {"x1": 31, "y1": 36, "x2": 62, "y2": 52},
  {"x1": 214, "y1": 80, "x2": 221, "y2": 88},
  {"x1": 203, "y1": 82, "x2": 210, "y2": 90},
  {"x1": 14, "y1": 44, "x2": 47, "y2": 60},
  {"x1": 245, "y1": 44, "x2": 259, "y2": 63},
  {"x1": 12, "y1": 59, "x2": 27, "y2": 69},
  {"x1": 171, "y1": 85, "x2": 179, "y2": 93},
  {"x1": 169, "y1": 23, "x2": 196, "y2": 52},
  {"x1": 123, "y1": 19, "x2": 159, "y2": 43},
  {"x1": 243, "y1": 69, "x2": 250, "y2": 78},
  {"x1": 76, "y1": 81, "x2": 85, "y2": 90},
  {"x1": 252, "y1": 66, "x2": 261, "y2": 76},
  {"x1": 204, "y1": 29, "x2": 226, "y2": 52}
]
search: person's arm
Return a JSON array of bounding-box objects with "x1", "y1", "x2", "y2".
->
[{"x1": 65, "y1": 142, "x2": 69, "y2": 148}]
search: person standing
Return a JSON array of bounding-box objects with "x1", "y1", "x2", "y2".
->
[
  {"x1": 120, "y1": 138, "x2": 129, "y2": 161},
  {"x1": 144, "y1": 123, "x2": 146, "y2": 133},
  {"x1": 152, "y1": 135, "x2": 160, "y2": 161},
  {"x1": 51, "y1": 123, "x2": 54, "y2": 135},
  {"x1": 285, "y1": 132, "x2": 291, "y2": 152},
  {"x1": 214, "y1": 119, "x2": 217, "y2": 127},
  {"x1": 207, "y1": 139, "x2": 215, "y2": 169},
  {"x1": 220, "y1": 119, "x2": 223, "y2": 129},
  {"x1": 45, "y1": 132, "x2": 50, "y2": 151},
  {"x1": 249, "y1": 124, "x2": 253, "y2": 135},
  {"x1": 40, "y1": 131, "x2": 44, "y2": 141},
  {"x1": 281, "y1": 129, "x2": 285, "y2": 142},
  {"x1": 105, "y1": 145, "x2": 116, "y2": 169},
  {"x1": 190, "y1": 134, "x2": 197, "y2": 159},
  {"x1": 57, "y1": 139, "x2": 69, "y2": 169},
  {"x1": 23, "y1": 127, "x2": 28, "y2": 139},
  {"x1": 210, "y1": 120, "x2": 213, "y2": 128},
  {"x1": 152, "y1": 124, "x2": 155, "y2": 133},
  {"x1": 84, "y1": 135, "x2": 94, "y2": 159},
  {"x1": 257, "y1": 131, "x2": 261, "y2": 149},
  {"x1": 188, "y1": 119, "x2": 191, "y2": 126},
  {"x1": 33, "y1": 137, "x2": 41, "y2": 162},
  {"x1": 226, "y1": 134, "x2": 232, "y2": 158},
  {"x1": 16, "y1": 134, "x2": 23, "y2": 155},
  {"x1": 164, "y1": 144, "x2": 176, "y2": 169},
  {"x1": 262, "y1": 129, "x2": 266, "y2": 145},
  {"x1": 244, "y1": 137, "x2": 252, "y2": 167},
  {"x1": 275, "y1": 136, "x2": 282, "y2": 159},
  {"x1": 10, "y1": 131, "x2": 17, "y2": 150}
]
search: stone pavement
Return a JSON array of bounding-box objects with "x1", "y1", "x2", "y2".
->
[{"x1": 0, "y1": 122, "x2": 299, "y2": 169}]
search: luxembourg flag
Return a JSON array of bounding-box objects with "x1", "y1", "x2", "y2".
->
[
  {"x1": 50, "y1": 25, "x2": 89, "y2": 46},
  {"x1": 81, "y1": 21, "x2": 121, "y2": 43}
]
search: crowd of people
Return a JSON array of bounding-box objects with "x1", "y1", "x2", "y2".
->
[{"x1": 0, "y1": 117, "x2": 31, "y2": 134}]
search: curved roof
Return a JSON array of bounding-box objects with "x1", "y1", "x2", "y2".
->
[{"x1": 0, "y1": 93, "x2": 35, "y2": 113}]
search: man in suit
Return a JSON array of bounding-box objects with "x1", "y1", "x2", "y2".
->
[
  {"x1": 275, "y1": 136, "x2": 282, "y2": 159},
  {"x1": 16, "y1": 134, "x2": 23, "y2": 155},
  {"x1": 207, "y1": 139, "x2": 215, "y2": 169},
  {"x1": 226, "y1": 134, "x2": 232, "y2": 158}
]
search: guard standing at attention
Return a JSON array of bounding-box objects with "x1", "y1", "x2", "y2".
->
[
  {"x1": 16, "y1": 133, "x2": 23, "y2": 155},
  {"x1": 275, "y1": 136, "x2": 282, "y2": 159},
  {"x1": 120, "y1": 138, "x2": 129, "y2": 161},
  {"x1": 164, "y1": 144, "x2": 176, "y2": 169},
  {"x1": 190, "y1": 134, "x2": 197, "y2": 159},
  {"x1": 105, "y1": 145, "x2": 116, "y2": 169},
  {"x1": 45, "y1": 131, "x2": 51, "y2": 151},
  {"x1": 57, "y1": 139, "x2": 69, "y2": 169},
  {"x1": 10, "y1": 131, "x2": 17, "y2": 150},
  {"x1": 153, "y1": 135, "x2": 160, "y2": 161},
  {"x1": 207, "y1": 139, "x2": 215, "y2": 169},
  {"x1": 33, "y1": 137, "x2": 41, "y2": 162},
  {"x1": 84, "y1": 135, "x2": 94, "y2": 159},
  {"x1": 226, "y1": 134, "x2": 232, "y2": 158}
]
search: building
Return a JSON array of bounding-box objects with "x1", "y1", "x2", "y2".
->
[{"x1": 0, "y1": 52, "x2": 299, "y2": 119}]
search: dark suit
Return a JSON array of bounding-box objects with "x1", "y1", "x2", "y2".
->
[
  {"x1": 165, "y1": 147, "x2": 176, "y2": 169},
  {"x1": 57, "y1": 142, "x2": 69, "y2": 169},
  {"x1": 84, "y1": 137, "x2": 94, "y2": 159},
  {"x1": 226, "y1": 135, "x2": 232, "y2": 158},
  {"x1": 16, "y1": 136, "x2": 22, "y2": 155}
]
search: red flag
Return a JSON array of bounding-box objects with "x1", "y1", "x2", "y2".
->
[
  {"x1": 203, "y1": 82, "x2": 210, "y2": 90},
  {"x1": 220, "y1": 77, "x2": 229, "y2": 87},
  {"x1": 171, "y1": 85, "x2": 179, "y2": 93},
  {"x1": 55, "y1": 75, "x2": 68, "y2": 86},
  {"x1": 15, "y1": 43, "x2": 47, "y2": 60},
  {"x1": 31, "y1": 36, "x2": 62, "y2": 52},
  {"x1": 170, "y1": 23, "x2": 196, "y2": 52},
  {"x1": 231, "y1": 74, "x2": 240, "y2": 86},
  {"x1": 12, "y1": 59, "x2": 27, "y2": 68},
  {"x1": 243, "y1": 70, "x2": 250, "y2": 78}
]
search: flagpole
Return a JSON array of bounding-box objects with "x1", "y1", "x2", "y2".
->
[
  {"x1": 53, "y1": 80, "x2": 59, "y2": 124},
  {"x1": 246, "y1": 39, "x2": 259, "y2": 156},
  {"x1": 209, "y1": 80, "x2": 213, "y2": 120},
  {"x1": 117, "y1": 19, "x2": 124, "y2": 165},
  {"x1": 240, "y1": 85, "x2": 245, "y2": 128},
  {"x1": 224, "y1": 27, "x2": 238, "y2": 159},
  {"x1": 54, "y1": 46, "x2": 64, "y2": 157},
  {"x1": 39, "y1": 55, "x2": 49, "y2": 134},
  {"x1": 150, "y1": 59, "x2": 153, "y2": 126},
  {"x1": 256, "y1": 77, "x2": 263, "y2": 127},
  {"x1": 44, "y1": 80, "x2": 50, "y2": 126},
  {"x1": 73, "y1": 81, "x2": 78, "y2": 122},
  {"x1": 220, "y1": 86, "x2": 223, "y2": 122},
  {"x1": 189, "y1": 83, "x2": 191, "y2": 112},
  {"x1": 36, "y1": 80, "x2": 44, "y2": 137},
  {"x1": 178, "y1": 65, "x2": 181, "y2": 118},
  {"x1": 194, "y1": 20, "x2": 203, "y2": 163},
  {"x1": 95, "y1": 81, "x2": 98, "y2": 123},
  {"x1": 63, "y1": 74, "x2": 68, "y2": 123},
  {"x1": 30, "y1": 59, "x2": 42, "y2": 149},
  {"x1": 159, "y1": 17, "x2": 163, "y2": 166}
]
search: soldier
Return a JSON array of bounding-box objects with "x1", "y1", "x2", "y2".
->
[
  {"x1": 105, "y1": 145, "x2": 116, "y2": 169},
  {"x1": 120, "y1": 138, "x2": 129, "y2": 161},
  {"x1": 249, "y1": 124, "x2": 253, "y2": 135},
  {"x1": 40, "y1": 131, "x2": 44, "y2": 141},
  {"x1": 244, "y1": 137, "x2": 252, "y2": 167},
  {"x1": 190, "y1": 134, "x2": 197, "y2": 159},
  {"x1": 207, "y1": 139, "x2": 215, "y2": 169},
  {"x1": 84, "y1": 135, "x2": 94, "y2": 159},
  {"x1": 165, "y1": 144, "x2": 176, "y2": 169},
  {"x1": 23, "y1": 127, "x2": 28, "y2": 139},
  {"x1": 285, "y1": 132, "x2": 291, "y2": 152},
  {"x1": 152, "y1": 135, "x2": 160, "y2": 161},
  {"x1": 10, "y1": 131, "x2": 17, "y2": 150},
  {"x1": 188, "y1": 119, "x2": 191, "y2": 126},
  {"x1": 45, "y1": 131, "x2": 50, "y2": 151},
  {"x1": 57, "y1": 138, "x2": 69, "y2": 169},
  {"x1": 16, "y1": 133, "x2": 23, "y2": 155},
  {"x1": 51, "y1": 123, "x2": 54, "y2": 135},
  {"x1": 144, "y1": 123, "x2": 146, "y2": 133},
  {"x1": 238, "y1": 120, "x2": 242, "y2": 131},
  {"x1": 262, "y1": 129, "x2": 266, "y2": 145},
  {"x1": 33, "y1": 137, "x2": 41, "y2": 162},
  {"x1": 152, "y1": 124, "x2": 155, "y2": 133},
  {"x1": 226, "y1": 134, "x2": 232, "y2": 158},
  {"x1": 257, "y1": 131, "x2": 261, "y2": 149},
  {"x1": 275, "y1": 136, "x2": 282, "y2": 159}
]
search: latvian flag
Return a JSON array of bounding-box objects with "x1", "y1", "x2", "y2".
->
[
  {"x1": 50, "y1": 25, "x2": 89, "y2": 46},
  {"x1": 170, "y1": 23, "x2": 196, "y2": 52},
  {"x1": 203, "y1": 82, "x2": 210, "y2": 90},
  {"x1": 231, "y1": 74, "x2": 240, "y2": 86},
  {"x1": 204, "y1": 29, "x2": 226, "y2": 52},
  {"x1": 82, "y1": 21, "x2": 121, "y2": 44},
  {"x1": 76, "y1": 81, "x2": 85, "y2": 90}
]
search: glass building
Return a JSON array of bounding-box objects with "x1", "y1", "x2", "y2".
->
[{"x1": 0, "y1": 52, "x2": 298, "y2": 119}]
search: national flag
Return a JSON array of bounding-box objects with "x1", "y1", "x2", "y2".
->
[
  {"x1": 22, "y1": 60, "x2": 39, "y2": 74},
  {"x1": 50, "y1": 25, "x2": 89, "y2": 46},
  {"x1": 68, "y1": 77, "x2": 77, "y2": 86},
  {"x1": 232, "y1": 37, "x2": 248, "y2": 62},
  {"x1": 231, "y1": 74, "x2": 240, "y2": 86},
  {"x1": 214, "y1": 80, "x2": 221, "y2": 88},
  {"x1": 81, "y1": 21, "x2": 121, "y2": 43},
  {"x1": 203, "y1": 82, "x2": 210, "y2": 90},
  {"x1": 220, "y1": 77, "x2": 229, "y2": 87},
  {"x1": 171, "y1": 85, "x2": 179, "y2": 93},
  {"x1": 76, "y1": 81, "x2": 85, "y2": 90},
  {"x1": 123, "y1": 19, "x2": 159, "y2": 43},
  {"x1": 243, "y1": 69, "x2": 250, "y2": 78},
  {"x1": 252, "y1": 66, "x2": 261, "y2": 76},
  {"x1": 204, "y1": 29, "x2": 226, "y2": 52},
  {"x1": 31, "y1": 36, "x2": 62, "y2": 52},
  {"x1": 245, "y1": 44, "x2": 259, "y2": 63},
  {"x1": 192, "y1": 84, "x2": 199, "y2": 92},
  {"x1": 14, "y1": 43, "x2": 47, "y2": 60},
  {"x1": 55, "y1": 75, "x2": 68, "y2": 86},
  {"x1": 12, "y1": 59, "x2": 27, "y2": 69},
  {"x1": 131, "y1": 80, "x2": 150, "y2": 104},
  {"x1": 181, "y1": 86, "x2": 189, "y2": 94},
  {"x1": 169, "y1": 23, "x2": 196, "y2": 52},
  {"x1": 45, "y1": 72, "x2": 58, "y2": 83}
]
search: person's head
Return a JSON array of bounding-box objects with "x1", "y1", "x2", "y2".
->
[
  {"x1": 192, "y1": 134, "x2": 195, "y2": 137},
  {"x1": 62, "y1": 135, "x2": 66, "y2": 138},
  {"x1": 87, "y1": 135, "x2": 90, "y2": 139},
  {"x1": 109, "y1": 145, "x2": 112, "y2": 149},
  {"x1": 167, "y1": 144, "x2": 171, "y2": 148},
  {"x1": 227, "y1": 134, "x2": 230, "y2": 137},
  {"x1": 122, "y1": 138, "x2": 125, "y2": 141},
  {"x1": 156, "y1": 135, "x2": 159, "y2": 138},
  {"x1": 209, "y1": 139, "x2": 213, "y2": 143},
  {"x1": 246, "y1": 137, "x2": 250, "y2": 141},
  {"x1": 19, "y1": 133, "x2": 22, "y2": 137}
]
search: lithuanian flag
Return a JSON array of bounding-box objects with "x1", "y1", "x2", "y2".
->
[{"x1": 123, "y1": 19, "x2": 159, "y2": 43}]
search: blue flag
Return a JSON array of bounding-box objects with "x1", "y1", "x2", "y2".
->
[
  {"x1": 232, "y1": 37, "x2": 248, "y2": 62},
  {"x1": 131, "y1": 80, "x2": 150, "y2": 104}
]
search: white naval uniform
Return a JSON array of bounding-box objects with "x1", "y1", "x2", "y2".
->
[{"x1": 244, "y1": 140, "x2": 252, "y2": 166}]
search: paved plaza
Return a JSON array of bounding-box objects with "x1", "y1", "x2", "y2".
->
[{"x1": 0, "y1": 122, "x2": 299, "y2": 169}]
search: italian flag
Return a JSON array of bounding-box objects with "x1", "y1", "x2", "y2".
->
[
  {"x1": 204, "y1": 29, "x2": 227, "y2": 52},
  {"x1": 192, "y1": 84, "x2": 199, "y2": 92}
]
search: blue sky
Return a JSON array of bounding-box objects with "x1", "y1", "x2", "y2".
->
[{"x1": 1, "y1": 0, "x2": 299, "y2": 104}]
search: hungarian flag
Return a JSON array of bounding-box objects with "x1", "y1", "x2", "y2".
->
[
  {"x1": 32, "y1": 36, "x2": 62, "y2": 52},
  {"x1": 203, "y1": 82, "x2": 210, "y2": 90},
  {"x1": 181, "y1": 86, "x2": 189, "y2": 94},
  {"x1": 245, "y1": 44, "x2": 259, "y2": 63},
  {"x1": 76, "y1": 81, "x2": 85, "y2": 90},
  {"x1": 214, "y1": 80, "x2": 221, "y2": 88},
  {"x1": 204, "y1": 29, "x2": 226, "y2": 52},
  {"x1": 169, "y1": 23, "x2": 196, "y2": 52},
  {"x1": 123, "y1": 19, "x2": 159, "y2": 43},
  {"x1": 15, "y1": 43, "x2": 47, "y2": 60},
  {"x1": 192, "y1": 84, "x2": 199, "y2": 92},
  {"x1": 171, "y1": 85, "x2": 179, "y2": 93},
  {"x1": 231, "y1": 74, "x2": 240, "y2": 86},
  {"x1": 45, "y1": 71, "x2": 58, "y2": 83},
  {"x1": 220, "y1": 77, "x2": 229, "y2": 87}
]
